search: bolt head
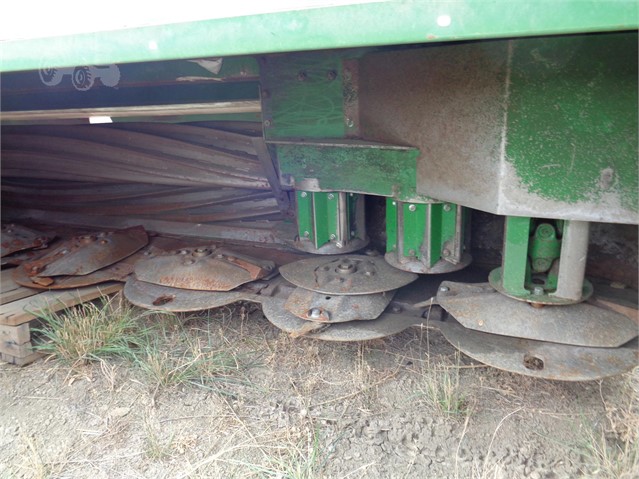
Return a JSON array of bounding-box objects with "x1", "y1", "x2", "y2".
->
[
  {"x1": 329, "y1": 234, "x2": 336, "y2": 240},
  {"x1": 335, "y1": 241, "x2": 344, "y2": 249},
  {"x1": 439, "y1": 286, "x2": 449, "y2": 293},
  {"x1": 327, "y1": 193, "x2": 335, "y2": 200},
  {"x1": 533, "y1": 286, "x2": 545, "y2": 295},
  {"x1": 443, "y1": 203, "x2": 452, "y2": 212},
  {"x1": 300, "y1": 191, "x2": 307, "y2": 198},
  {"x1": 408, "y1": 204, "x2": 416, "y2": 212},
  {"x1": 442, "y1": 249, "x2": 451, "y2": 257}
]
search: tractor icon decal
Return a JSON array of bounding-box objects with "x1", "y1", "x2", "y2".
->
[{"x1": 39, "y1": 64, "x2": 120, "y2": 91}]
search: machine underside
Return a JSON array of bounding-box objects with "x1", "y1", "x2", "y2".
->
[{"x1": 1, "y1": 19, "x2": 637, "y2": 381}]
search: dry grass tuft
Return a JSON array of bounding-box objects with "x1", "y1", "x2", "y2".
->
[
  {"x1": 34, "y1": 293, "x2": 152, "y2": 366},
  {"x1": 580, "y1": 370, "x2": 639, "y2": 479}
]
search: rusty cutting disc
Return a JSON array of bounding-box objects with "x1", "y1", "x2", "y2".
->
[
  {"x1": 437, "y1": 315, "x2": 638, "y2": 381},
  {"x1": 134, "y1": 246, "x2": 276, "y2": 291},
  {"x1": 284, "y1": 286, "x2": 395, "y2": 323},
  {"x1": 124, "y1": 274, "x2": 264, "y2": 312},
  {"x1": 262, "y1": 294, "x2": 441, "y2": 341},
  {"x1": 23, "y1": 226, "x2": 148, "y2": 277},
  {"x1": 1, "y1": 224, "x2": 53, "y2": 257},
  {"x1": 437, "y1": 281, "x2": 638, "y2": 348},
  {"x1": 278, "y1": 255, "x2": 418, "y2": 295},
  {"x1": 13, "y1": 245, "x2": 161, "y2": 289}
]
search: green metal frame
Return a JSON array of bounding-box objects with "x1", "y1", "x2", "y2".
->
[
  {"x1": 1, "y1": 2, "x2": 636, "y2": 72},
  {"x1": 491, "y1": 216, "x2": 593, "y2": 303}
]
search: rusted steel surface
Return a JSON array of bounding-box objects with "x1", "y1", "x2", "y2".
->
[
  {"x1": 279, "y1": 255, "x2": 418, "y2": 295},
  {"x1": 437, "y1": 315, "x2": 638, "y2": 381},
  {"x1": 284, "y1": 286, "x2": 395, "y2": 323},
  {"x1": 13, "y1": 245, "x2": 160, "y2": 289},
  {"x1": 1, "y1": 224, "x2": 52, "y2": 257},
  {"x1": 23, "y1": 226, "x2": 148, "y2": 277},
  {"x1": 262, "y1": 290, "x2": 441, "y2": 341},
  {"x1": 124, "y1": 275, "x2": 266, "y2": 312},
  {"x1": 437, "y1": 281, "x2": 638, "y2": 348},
  {"x1": 134, "y1": 246, "x2": 275, "y2": 291}
]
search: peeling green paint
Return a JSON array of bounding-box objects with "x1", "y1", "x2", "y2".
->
[
  {"x1": 506, "y1": 32, "x2": 638, "y2": 212},
  {"x1": 275, "y1": 142, "x2": 423, "y2": 201}
]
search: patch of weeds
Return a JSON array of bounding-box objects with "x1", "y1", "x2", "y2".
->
[
  {"x1": 34, "y1": 294, "x2": 151, "y2": 366},
  {"x1": 416, "y1": 354, "x2": 469, "y2": 419},
  {"x1": 143, "y1": 417, "x2": 176, "y2": 460},
  {"x1": 581, "y1": 426, "x2": 638, "y2": 479},
  {"x1": 580, "y1": 371, "x2": 639, "y2": 478},
  {"x1": 235, "y1": 427, "x2": 331, "y2": 479},
  {"x1": 134, "y1": 331, "x2": 246, "y2": 393}
]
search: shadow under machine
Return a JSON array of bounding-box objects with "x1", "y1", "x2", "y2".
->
[{"x1": 1, "y1": 2, "x2": 637, "y2": 380}]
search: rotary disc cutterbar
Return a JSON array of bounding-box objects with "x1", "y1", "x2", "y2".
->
[
  {"x1": 13, "y1": 246, "x2": 160, "y2": 289},
  {"x1": 284, "y1": 286, "x2": 396, "y2": 323},
  {"x1": 23, "y1": 225, "x2": 148, "y2": 277},
  {"x1": 279, "y1": 255, "x2": 418, "y2": 295},
  {"x1": 437, "y1": 314, "x2": 638, "y2": 381},
  {"x1": 134, "y1": 246, "x2": 276, "y2": 292},
  {"x1": 124, "y1": 274, "x2": 265, "y2": 312},
  {"x1": 1, "y1": 224, "x2": 53, "y2": 257},
  {"x1": 436, "y1": 281, "x2": 638, "y2": 348}
]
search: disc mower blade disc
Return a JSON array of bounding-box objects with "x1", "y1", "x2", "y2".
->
[
  {"x1": 23, "y1": 226, "x2": 148, "y2": 277},
  {"x1": 284, "y1": 286, "x2": 395, "y2": 323},
  {"x1": 279, "y1": 255, "x2": 418, "y2": 295},
  {"x1": 262, "y1": 295, "x2": 431, "y2": 341},
  {"x1": 438, "y1": 315, "x2": 638, "y2": 381},
  {"x1": 134, "y1": 246, "x2": 275, "y2": 291},
  {"x1": 13, "y1": 245, "x2": 161, "y2": 290},
  {"x1": 1, "y1": 224, "x2": 53, "y2": 257},
  {"x1": 124, "y1": 275, "x2": 261, "y2": 312},
  {"x1": 437, "y1": 281, "x2": 638, "y2": 348}
]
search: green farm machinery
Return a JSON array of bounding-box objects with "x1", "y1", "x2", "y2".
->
[{"x1": 1, "y1": 1, "x2": 637, "y2": 379}]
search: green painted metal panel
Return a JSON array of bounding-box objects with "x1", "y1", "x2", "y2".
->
[
  {"x1": 1, "y1": 56, "x2": 260, "y2": 113},
  {"x1": 386, "y1": 199, "x2": 398, "y2": 253},
  {"x1": 296, "y1": 191, "x2": 315, "y2": 242},
  {"x1": 260, "y1": 53, "x2": 347, "y2": 139},
  {"x1": 501, "y1": 216, "x2": 532, "y2": 296},
  {"x1": 1, "y1": 2, "x2": 637, "y2": 72},
  {"x1": 401, "y1": 203, "x2": 426, "y2": 258},
  {"x1": 275, "y1": 142, "x2": 422, "y2": 201},
  {"x1": 506, "y1": 32, "x2": 639, "y2": 214}
]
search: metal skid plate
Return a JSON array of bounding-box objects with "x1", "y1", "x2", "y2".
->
[
  {"x1": 437, "y1": 281, "x2": 638, "y2": 348},
  {"x1": 124, "y1": 275, "x2": 265, "y2": 312},
  {"x1": 134, "y1": 246, "x2": 276, "y2": 291},
  {"x1": 437, "y1": 315, "x2": 638, "y2": 381},
  {"x1": 23, "y1": 225, "x2": 148, "y2": 277},
  {"x1": 1, "y1": 224, "x2": 53, "y2": 257},
  {"x1": 279, "y1": 255, "x2": 418, "y2": 295},
  {"x1": 284, "y1": 286, "x2": 395, "y2": 323}
]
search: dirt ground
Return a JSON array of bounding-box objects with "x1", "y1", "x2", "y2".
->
[{"x1": 0, "y1": 304, "x2": 637, "y2": 479}]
